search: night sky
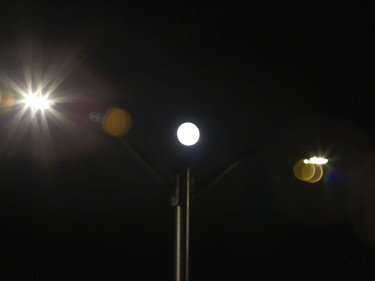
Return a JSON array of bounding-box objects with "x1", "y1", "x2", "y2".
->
[{"x1": 0, "y1": 2, "x2": 374, "y2": 281}]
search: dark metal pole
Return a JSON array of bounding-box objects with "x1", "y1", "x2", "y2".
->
[{"x1": 173, "y1": 167, "x2": 191, "y2": 281}]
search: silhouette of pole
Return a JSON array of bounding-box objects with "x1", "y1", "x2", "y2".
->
[
  {"x1": 116, "y1": 137, "x2": 245, "y2": 281},
  {"x1": 172, "y1": 168, "x2": 191, "y2": 281}
]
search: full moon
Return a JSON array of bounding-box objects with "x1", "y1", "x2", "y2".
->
[{"x1": 177, "y1": 122, "x2": 200, "y2": 146}]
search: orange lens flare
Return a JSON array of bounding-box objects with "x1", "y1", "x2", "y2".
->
[
  {"x1": 102, "y1": 107, "x2": 132, "y2": 137},
  {"x1": 293, "y1": 159, "x2": 325, "y2": 184},
  {"x1": 0, "y1": 89, "x2": 15, "y2": 113},
  {"x1": 307, "y1": 165, "x2": 324, "y2": 183}
]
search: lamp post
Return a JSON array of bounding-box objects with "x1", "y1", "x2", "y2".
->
[
  {"x1": 89, "y1": 108, "x2": 330, "y2": 281},
  {"x1": 119, "y1": 121, "x2": 200, "y2": 281},
  {"x1": 173, "y1": 122, "x2": 200, "y2": 281},
  {"x1": 173, "y1": 167, "x2": 191, "y2": 281},
  {"x1": 117, "y1": 137, "x2": 242, "y2": 281},
  {"x1": 90, "y1": 109, "x2": 244, "y2": 281}
]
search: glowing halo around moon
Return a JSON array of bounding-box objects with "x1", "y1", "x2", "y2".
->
[{"x1": 177, "y1": 122, "x2": 200, "y2": 146}]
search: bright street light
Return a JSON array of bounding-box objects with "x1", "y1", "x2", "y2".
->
[
  {"x1": 303, "y1": 156, "x2": 329, "y2": 165},
  {"x1": 177, "y1": 122, "x2": 200, "y2": 146},
  {"x1": 23, "y1": 92, "x2": 52, "y2": 111}
]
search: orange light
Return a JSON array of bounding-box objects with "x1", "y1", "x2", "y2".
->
[
  {"x1": 102, "y1": 107, "x2": 132, "y2": 137},
  {"x1": 294, "y1": 159, "x2": 315, "y2": 181},
  {"x1": 293, "y1": 158, "x2": 325, "y2": 184}
]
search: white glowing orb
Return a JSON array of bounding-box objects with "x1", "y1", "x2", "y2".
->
[
  {"x1": 24, "y1": 93, "x2": 51, "y2": 111},
  {"x1": 304, "y1": 157, "x2": 328, "y2": 165},
  {"x1": 177, "y1": 122, "x2": 200, "y2": 146}
]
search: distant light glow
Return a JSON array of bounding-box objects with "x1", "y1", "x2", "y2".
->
[
  {"x1": 304, "y1": 157, "x2": 328, "y2": 165},
  {"x1": 294, "y1": 157, "x2": 327, "y2": 184},
  {"x1": 177, "y1": 122, "x2": 200, "y2": 146},
  {"x1": 23, "y1": 92, "x2": 51, "y2": 111},
  {"x1": 0, "y1": 44, "x2": 98, "y2": 162}
]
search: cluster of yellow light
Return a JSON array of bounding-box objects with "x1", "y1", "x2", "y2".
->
[{"x1": 294, "y1": 157, "x2": 328, "y2": 183}]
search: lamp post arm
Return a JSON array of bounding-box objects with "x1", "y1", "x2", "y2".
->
[
  {"x1": 119, "y1": 138, "x2": 174, "y2": 194},
  {"x1": 194, "y1": 158, "x2": 242, "y2": 199},
  {"x1": 194, "y1": 146, "x2": 284, "y2": 199}
]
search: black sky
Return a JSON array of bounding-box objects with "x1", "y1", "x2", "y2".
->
[{"x1": 1, "y1": 2, "x2": 375, "y2": 281}]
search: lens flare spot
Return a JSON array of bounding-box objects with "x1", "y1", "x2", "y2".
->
[
  {"x1": 102, "y1": 107, "x2": 132, "y2": 137},
  {"x1": 294, "y1": 159, "x2": 325, "y2": 183},
  {"x1": 293, "y1": 159, "x2": 305, "y2": 181},
  {"x1": 0, "y1": 89, "x2": 14, "y2": 113},
  {"x1": 301, "y1": 163, "x2": 315, "y2": 181},
  {"x1": 294, "y1": 159, "x2": 315, "y2": 181},
  {"x1": 307, "y1": 164, "x2": 324, "y2": 183}
]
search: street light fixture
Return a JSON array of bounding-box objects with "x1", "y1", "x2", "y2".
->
[
  {"x1": 303, "y1": 156, "x2": 329, "y2": 165},
  {"x1": 90, "y1": 110, "x2": 241, "y2": 281},
  {"x1": 294, "y1": 156, "x2": 329, "y2": 183},
  {"x1": 92, "y1": 109, "x2": 330, "y2": 280},
  {"x1": 22, "y1": 91, "x2": 54, "y2": 112},
  {"x1": 173, "y1": 121, "x2": 200, "y2": 281},
  {"x1": 177, "y1": 122, "x2": 200, "y2": 146}
]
